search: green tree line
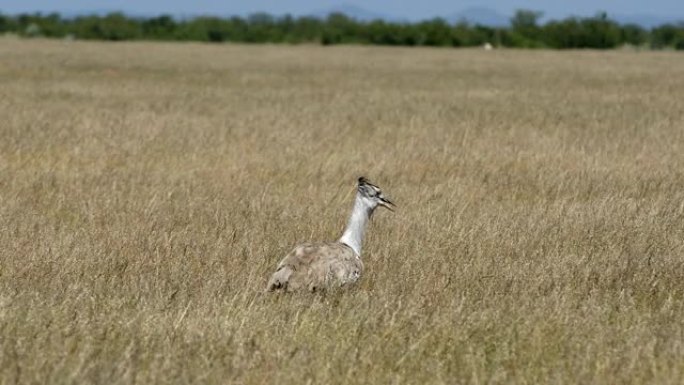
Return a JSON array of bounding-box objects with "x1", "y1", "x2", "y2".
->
[{"x1": 1, "y1": 10, "x2": 683, "y2": 49}]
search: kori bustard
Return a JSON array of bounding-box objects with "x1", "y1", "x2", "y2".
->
[{"x1": 266, "y1": 177, "x2": 395, "y2": 292}]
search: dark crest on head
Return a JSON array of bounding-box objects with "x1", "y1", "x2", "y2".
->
[
  {"x1": 358, "y1": 176, "x2": 375, "y2": 186},
  {"x1": 357, "y1": 176, "x2": 395, "y2": 210},
  {"x1": 357, "y1": 176, "x2": 379, "y2": 196}
]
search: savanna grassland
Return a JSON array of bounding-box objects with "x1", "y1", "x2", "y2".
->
[{"x1": 1, "y1": 37, "x2": 684, "y2": 384}]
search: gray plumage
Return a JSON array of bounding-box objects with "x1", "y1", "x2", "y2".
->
[
  {"x1": 266, "y1": 242, "x2": 362, "y2": 292},
  {"x1": 266, "y1": 177, "x2": 394, "y2": 292}
]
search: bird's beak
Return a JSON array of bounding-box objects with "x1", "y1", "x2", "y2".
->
[{"x1": 379, "y1": 197, "x2": 396, "y2": 212}]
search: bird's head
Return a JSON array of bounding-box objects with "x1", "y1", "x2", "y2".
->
[{"x1": 357, "y1": 177, "x2": 395, "y2": 212}]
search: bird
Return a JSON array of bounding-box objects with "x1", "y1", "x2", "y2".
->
[{"x1": 266, "y1": 177, "x2": 395, "y2": 292}]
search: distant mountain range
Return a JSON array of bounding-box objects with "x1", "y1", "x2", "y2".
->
[
  {"x1": 310, "y1": 4, "x2": 393, "y2": 22},
  {"x1": 14, "y1": 5, "x2": 684, "y2": 28},
  {"x1": 448, "y1": 7, "x2": 509, "y2": 26},
  {"x1": 313, "y1": 5, "x2": 683, "y2": 28},
  {"x1": 309, "y1": 5, "x2": 510, "y2": 25},
  {"x1": 610, "y1": 13, "x2": 684, "y2": 28}
]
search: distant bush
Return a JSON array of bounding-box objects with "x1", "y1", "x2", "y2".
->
[
  {"x1": 0, "y1": 10, "x2": 683, "y2": 49},
  {"x1": 651, "y1": 24, "x2": 684, "y2": 49}
]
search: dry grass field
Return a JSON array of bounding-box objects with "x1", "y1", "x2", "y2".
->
[{"x1": 1, "y1": 37, "x2": 684, "y2": 384}]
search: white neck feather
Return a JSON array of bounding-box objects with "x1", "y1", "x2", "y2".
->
[{"x1": 339, "y1": 193, "x2": 373, "y2": 257}]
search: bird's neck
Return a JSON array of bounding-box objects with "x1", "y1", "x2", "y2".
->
[{"x1": 339, "y1": 193, "x2": 373, "y2": 257}]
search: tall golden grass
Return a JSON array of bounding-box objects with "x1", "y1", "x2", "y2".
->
[{"x1": 1, "y1": 37, "x2": 684, "y2": 384}]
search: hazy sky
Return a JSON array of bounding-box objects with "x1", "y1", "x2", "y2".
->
[{"x1": 1, "y1": 0, "x2": 683, "y2": 19}]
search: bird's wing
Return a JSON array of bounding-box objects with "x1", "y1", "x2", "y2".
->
[{"x1": 267, "y1": 242, "x2": 361, "y2": 291}]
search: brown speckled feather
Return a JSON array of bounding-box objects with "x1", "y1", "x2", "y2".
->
[
  {"x1": 266, "y1": 242, "x2": 363, "y2": 292},
  {"x1": 266, "y1": 177, "x2": 393, "y2": 293}
]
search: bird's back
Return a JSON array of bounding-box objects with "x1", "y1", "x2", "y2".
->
[{"x1": 266, "y1": 242, "x2": 363, "y2": 292}]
